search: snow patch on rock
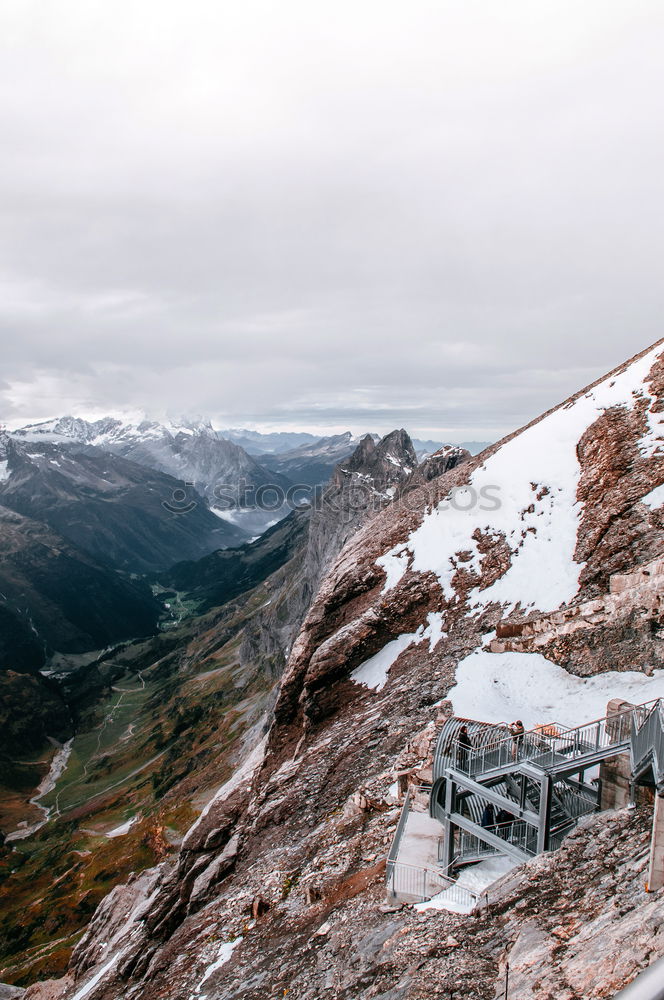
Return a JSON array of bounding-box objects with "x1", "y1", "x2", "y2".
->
[
  {"x1": 449, "y1": 649, "x2": 664, "y2": 729},
  {"x1": 642, "y1": 483, "x2": 664, "y2": 510},
  {"x1": 70, "y1": 950, "x2": 126, "y2": 1000},
  {"x1": 182, "y1": 737, "x2": 267, "y2": 849},
  {"x1": 416, "y1": 855, "x2": 518, "y2": 915},
  {"x1": 351, "y1": 631, "x2": 424, "y2": 691},
  {"x1": 195, "y1": 937, "x2": 242, "y2": 996},
  {"x1": 351, "y1": 613, "x2": 445, "y2": 691},
  {"x1": 106, "y1": 816, "x2": 139, "y2": 838},
  {"x1": 376, "y1": 543, "x2": 410, "y2": 593},
  {"x1": 404, "y1": 343, "x2": 663, "y2": 616}
]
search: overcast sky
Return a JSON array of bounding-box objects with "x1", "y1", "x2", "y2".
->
[{"x1": 1, "y1": 1, "x2": 663, "y2": 441}]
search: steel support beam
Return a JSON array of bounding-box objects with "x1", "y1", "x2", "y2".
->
[
  {"x1": 449, "y1": 812, "x2": 531, "y2": 862},
  {"x1": 537, "y1": 773, "x2": 552, "y2": 853},
  {"x1": 444, "y1": 774, "x2": 456, "y2": 871},
  {"x1": 447, "y1": 768, "x2": 541, "y2": 828}
]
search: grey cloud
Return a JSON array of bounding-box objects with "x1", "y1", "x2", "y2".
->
[{"x1": 1, "y1": 0, "x2": 663, "y2": 437}]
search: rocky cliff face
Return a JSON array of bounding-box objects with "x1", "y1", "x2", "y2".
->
[
  {"x1": 12, "y1": 341, "x2": 664, "y2": 1000},
  {"x1": 273, "y1": 339, "x2": 664, "y2": 737},
  {"x1": 0, "y1": 429, "x2": 433, "y2": 987},
  {"x1": 238, "y1": 429, "x2": 433, "y2": 687}
]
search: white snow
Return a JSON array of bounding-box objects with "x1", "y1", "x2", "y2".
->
[
  {"x1": 351, "y1": 631, "x2": 424, "y2": 691},
  {"x1": 449, "y1": 650, "x2": 664, "y2": 730},
  {"x1": 416, "y1": 856, "x2": 518, "y2": 915},
  {"x1": 376, "y1": 544, "x2": 410, "y2": 593},
  {"x1": 642, "y1": 483, "x2": 664, "y2": 510},
  {"x1": 195, "y1": 938, "x2": 242, "y2": 994},
  {"x1": 425, "y1": 611, "x2": 446, "y2": 650},
  {"x1": 639, "y1": 361, "x2": 664, "y2": 458},
  {"x1": 106, "y1": 816, "x2": 139, "y2": 838},
  {"x1": 70, "y1": 950, "x2": 125, "y2": 1000},
  {"x1": 390, "y1": 343, "x2": 663, "y2": 617},
  {"x1": 350, "y1": 613, "x2": 445, "y2": 691},
  {"x1": 0, "y1": 460, "x2": 9, "y2": 482}
]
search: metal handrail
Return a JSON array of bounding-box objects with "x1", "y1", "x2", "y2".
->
[
  {"x1": 448, "y1": 701, "x2": 656, "y2": 779},
  {"x1": 386, "y1": 860, "x2": 480, "y2": 908},
  {"x1": 458, "y1": 820, "x2": 538, "y2": 859},
  {"x1": 386, "y1": 790, "x2": 411, "y2": 883},
  {"x1": 613, "y1": 954, "x2": 664, "y2": 999},
  {"x1": 554, "y1": 782, "x2": 599, "y2": 820}
]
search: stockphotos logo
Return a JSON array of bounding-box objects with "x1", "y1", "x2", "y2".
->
[
  {"x1": 161, "y1": 477, "x2": 502, "y2": 517},
  {"x1": 162, "y1": 482, "x2": 198, "y2": 514}
]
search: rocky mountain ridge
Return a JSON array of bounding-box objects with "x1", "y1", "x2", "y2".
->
[
  {"x1": 0, "y1": 427, "x2": 442, "y2": 987},
  {"x1": 7, "y1": 342, "x2": 664, "y2": 999}
]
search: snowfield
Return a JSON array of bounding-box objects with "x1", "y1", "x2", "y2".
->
[
  {"x1": 381, "y1": 342, "x2": 663, "y2": 616},
  {"x1": 448, "y1": 650, "x2": 664, "y2": 730}
]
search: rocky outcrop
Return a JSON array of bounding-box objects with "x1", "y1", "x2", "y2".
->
[
  {"x1": 489, "y1": 555, "x2": 664, "y2": 674},
  {"x1": 258, "y1": 432, "x2": 369, "y2": 488},
  {"x1": 0, "y1": 982, "x2": 25, "y2": 999},
  {"x1": 267, "y1": 339, "x2": 664, "y2": 741},
  {"x1": 239, "y1": 429, "x2": 427, "y2": 690},
  {"x1": 416, "y1": 444, "x2": 471, "y2": 482}
]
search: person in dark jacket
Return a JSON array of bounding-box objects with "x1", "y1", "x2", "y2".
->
[
  {"x1": 456, "y1": 725, "x2": 473, "y2": 771},
  {"x1": 481, "y1": 802, "x2": 495, "y2": 831},
  {"x1": 496, "y1": 807, "x2": 515, "y2": 839}
]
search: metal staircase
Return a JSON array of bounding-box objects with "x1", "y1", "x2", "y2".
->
[
  {"x1": 630, "y1": 699, "x2": 664, "y2": 793},
  {"x1": 430, "y1": 701, "x2": 656, "y2": 871}
]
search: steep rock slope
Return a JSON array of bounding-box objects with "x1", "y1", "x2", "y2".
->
[
  {"x1": 275, "y1": 339, "x2": 664, "y2": 733},
  {"x1": 14, "y1": 343, "x2": 664, "y2": 1000},
  {"x1": 0, "y1": 430, "x2": 431, "y2": 986},
  {"x1": 238, "y1": 429, "x2": 447, "y2": 683}
]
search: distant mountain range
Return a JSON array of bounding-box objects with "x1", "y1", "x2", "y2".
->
[
  {"x1": 222, "y1": 426, "x2": 490, "y2": 458},
  {"x1": 0, "y1": 415, "x2": 485, "y2": 712}
]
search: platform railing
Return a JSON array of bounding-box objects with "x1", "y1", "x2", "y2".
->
[
  {"x1": 386, "y1": 860, "x2": 480, "y2": 908},
  {"x1": 555, "y1": 782, "x2": 599, "y2": 820},
  {"x1": 447, "y1": 701, "x2": 657, "y2": 779},
  {"x1": 385, "y1": 790, "x2": 411, "y2": 886}
]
